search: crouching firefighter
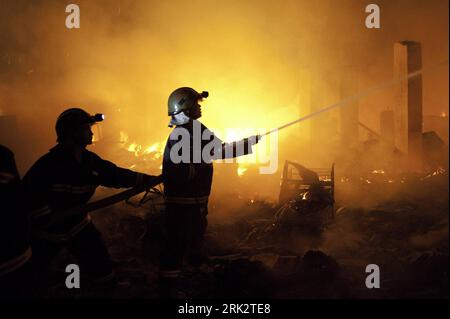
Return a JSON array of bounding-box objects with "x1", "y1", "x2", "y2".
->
[
  {"x1": 23, "y1": 108, "x2": 161, "y2": 289},
  {"x1": 159, "y1": 87, "x2": 260, "y2": 295},
  {"x1": 0, "y1": 145, "x2": 32, "y2": 298}
]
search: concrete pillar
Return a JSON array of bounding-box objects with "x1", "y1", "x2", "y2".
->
[{"x1": 393, "y1": 41, "x2": 423, "y2": 171}]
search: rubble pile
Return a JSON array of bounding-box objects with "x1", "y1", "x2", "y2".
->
[{"x1": 44, "y1": 167, "x2": 448, "y2": 299}]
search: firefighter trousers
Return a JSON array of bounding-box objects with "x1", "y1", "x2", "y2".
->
[
  {"x1": 159, "y1": 203, "x2": 208, "y2": 278},
  {"x1": 31, "y1": 222, "x2": 113, "y2": 289}
]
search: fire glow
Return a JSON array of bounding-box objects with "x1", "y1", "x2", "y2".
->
[
  {"x1": 120, "y1": 131, "x2": 165, "y2": 159},
  {"x1": 119, "y1": 129, "x2": 266, "y2": 177}
]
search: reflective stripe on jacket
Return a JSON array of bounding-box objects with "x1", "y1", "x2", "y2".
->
[{"x1": 33, "y1": 215, "x2": 92, "y2": 243}]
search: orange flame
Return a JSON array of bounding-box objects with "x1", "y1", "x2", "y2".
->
[{"x1": 120, "y1": 131, "x2": 165, "y2": 159}]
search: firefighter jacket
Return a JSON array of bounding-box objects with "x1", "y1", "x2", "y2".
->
[
  {"x1": 0, "y1": 145, "x2": 31, "y2": 276},
  {"x1": 23, "y1": 144, "x2": 147, "y2": 239},
  {"x1": 163, "y1": 120, "x2": 255, "y2": 204}
]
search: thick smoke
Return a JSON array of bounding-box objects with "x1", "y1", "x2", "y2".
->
[{"x1": 0, "y1": 0, "x2": 448, "y2": 202}]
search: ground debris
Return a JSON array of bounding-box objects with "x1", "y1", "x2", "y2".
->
[{"x1": 44, "y1": 168, "x2": 448, "y2": 299}]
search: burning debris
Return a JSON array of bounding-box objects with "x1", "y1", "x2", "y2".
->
[
  {"x1": 110, "y1": 131, "x2": 167, "y2": 175},
  {"x1": 0, "y1": 0, "x2": 448, "y2": 303},
  {"x1": 43, "y1": 156, "x2": 445, "y2": 299},
  {"x1": 119, "y1": 131, "x2": 165, "y2": 160},
  {"x1": 237, "y1": 162, "x2": 335, "y2": 254}
]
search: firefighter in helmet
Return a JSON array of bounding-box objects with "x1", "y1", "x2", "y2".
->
[
  {"x1": 23, "y1": 108, "x2": 161, "y2": 289},
  {"x1": 0, "y1": 145, "x2": 32, "y2": 298},
  {"x1": 160, "y1": 87, "x2": 260, "y2": 294}
]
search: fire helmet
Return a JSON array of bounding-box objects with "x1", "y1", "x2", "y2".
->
[
  {"x1": 55, "y1": 108, "x2": 104, "y2": 142},
  {"x1": 168, "y1": 87, "x2": 208, "y2": 116}
]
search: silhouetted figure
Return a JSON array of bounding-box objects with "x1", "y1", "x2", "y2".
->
[
  {"x1": 0, "y1": 145, "x2": 32, "y2": 299},
  {"x1": 160, "y1": 88, "x2": 260, "y2": 296},
  {"x1": 23, "y1": 108, "x2": 160, "y2": 290}
]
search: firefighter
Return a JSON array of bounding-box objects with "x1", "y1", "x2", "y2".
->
[
  {"x1": 23, "y1": 108, "x2": 161, "y2": 289},
  {"x1": 0, "y1": 145, "x2": 32, "y2": 299},
  {"x1": 160, "y1": 87, "x2": 260, "y2": 294}
]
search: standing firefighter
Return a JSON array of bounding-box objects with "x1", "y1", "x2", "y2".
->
[
  {"x1": 0, "y1": 145, "x2": 32, "y2": 298},
  {"x1": 23, "y1": 108, "x2": 161, "y2": 289},
  {"x1": 160, "y1": 87, "x2": 260, "y2": 294}
]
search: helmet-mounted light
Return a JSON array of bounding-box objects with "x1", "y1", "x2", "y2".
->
[
  {"x1": 199, "y1": 91, "x2": 209, "y2": 99},
  {"x1": 90, "y1": 113, "x2": 105, "y2": 124}
]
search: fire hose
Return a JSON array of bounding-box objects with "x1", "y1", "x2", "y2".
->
[{"x1": 46, "y1": 175, "x2": 164, "y2": 226}]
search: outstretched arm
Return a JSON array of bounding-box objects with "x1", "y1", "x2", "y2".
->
[
  {"x1": 219, "y1": 135, "x2": 261, "y2": 159},
  {"x1": 92, "y1": 153, "x2": 161, "y2": 189}
]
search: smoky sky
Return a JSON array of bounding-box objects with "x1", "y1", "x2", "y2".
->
[{"x1": 0, "y1": 0, "x2": 448, "y2": 179}]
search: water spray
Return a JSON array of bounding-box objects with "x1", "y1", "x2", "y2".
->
[{"x1": 261, "y1": 59, "x2": 449, "y2": 137}]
